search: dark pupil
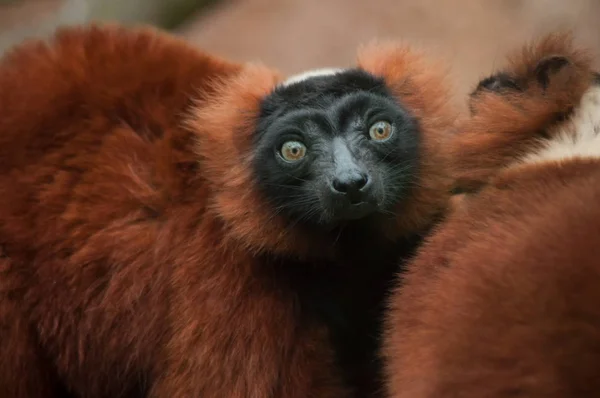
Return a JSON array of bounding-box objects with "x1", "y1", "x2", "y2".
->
[
  {"x1": 378, "y1": 127, "x2": 384, "y2": 135},
  {"x1": 291, "y1": 148, "x2": 298, "y2": 154}
]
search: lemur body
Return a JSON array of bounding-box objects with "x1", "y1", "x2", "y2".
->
[{"x1": 0, "y1": 25, "x2": 455, "y2": 397}]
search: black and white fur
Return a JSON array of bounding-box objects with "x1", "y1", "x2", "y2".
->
[{"x1": 253, "y1": 68, "x2": 420, "y2": 228}]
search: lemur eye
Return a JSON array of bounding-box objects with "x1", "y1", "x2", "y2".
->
[
  {"x1": 369, "y1": 121, "x2": 393, "y2": 141},
  {"x1": 280, "y1": 141, "x2": 307, "y2": 162}
]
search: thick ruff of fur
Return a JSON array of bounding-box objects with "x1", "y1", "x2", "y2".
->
[
  {"x1": 383, "y1": 34, "x2": 600, "y2": 398},
  {"x1": 0, "y1": 25, "x2": 455, "y2": 397}
]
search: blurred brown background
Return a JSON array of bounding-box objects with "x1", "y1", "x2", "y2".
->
[{"x1": 1, "y1": 0, "x2": 599, "y2": 108}]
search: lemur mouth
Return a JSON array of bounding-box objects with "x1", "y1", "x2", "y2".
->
[{"x1": 334, "y1": 201, "x2": 377, "y2": 221}]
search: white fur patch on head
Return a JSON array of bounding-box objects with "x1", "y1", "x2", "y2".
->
[
  {"x1": 521, "y1": 84, "x2": 600, "y2": 165},
  {"x1": 280, "y1": 68, "x2": 346, "y2": 87}
]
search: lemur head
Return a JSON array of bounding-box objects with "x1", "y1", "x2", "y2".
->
[
  {"x1": 253, "y1": 68, "x2": 420, "y2": 226},
  {"x1": 191, "y1": 42, "x2": 457, "y2": 256}
]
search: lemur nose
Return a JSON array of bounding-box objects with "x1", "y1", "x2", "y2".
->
[{"x1": 331, "y1": 173, "x2": 370, "y2": 203}]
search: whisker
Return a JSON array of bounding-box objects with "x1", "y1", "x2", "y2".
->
[
  {"x1": 381, "y1": 147, "x2": 400, "y2": 162},
  {"x1": 379, "y1": 208, "x2": 397, "y2": 217},
  {"x1": 285, "y1": 174, "x2": 310, "y2": 183},
  {"x1": 262, "y1": 183, "x2": 306, "y2": 191}
]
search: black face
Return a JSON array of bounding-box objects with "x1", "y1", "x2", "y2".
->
[{"x1": 252, "y1": 69, "x2": 420, "y2": 227}]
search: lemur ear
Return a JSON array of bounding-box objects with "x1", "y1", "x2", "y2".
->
[
  {"x1": 355, "y1": 40, "x2": 441, "y2": 89},
  {"x1": 356, "y1": 40, "x2": 416, "y2": 78},
  {"x1": 355, "y1": 40, "x2": 453, "y2": 113},
  {"x1": 189, "y1": 62, "x2": 282, "y2": 182}
]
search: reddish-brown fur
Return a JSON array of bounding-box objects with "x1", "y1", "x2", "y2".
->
[
  {"x1": 383, "y1": 34, "x2": 600, "y2": 397},
  {"x1": 0, "y1": 25, "x2": 455, "y2": 397}
]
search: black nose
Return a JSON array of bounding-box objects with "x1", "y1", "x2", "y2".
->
[{"x1": 331, "y1": 173, "x2": 369, "y2": 203}]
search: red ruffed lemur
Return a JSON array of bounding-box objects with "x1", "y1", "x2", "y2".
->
[
  {"x1": 383, "y1": 33, "x2": 600, "y2": 398},
  {"x1": 0, "y1": 24, "x2": 456, "y2": 397}
]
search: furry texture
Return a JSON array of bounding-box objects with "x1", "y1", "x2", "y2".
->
[
  {"x1": 383, "y1": 33, "x2": 600, "y2": 398},
  {"x1": 0, "y1": 25, "x2": 456, "y2": 397},
  {"x1": 521, "y1": 84, "x2": 600, "y2": 164}
]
